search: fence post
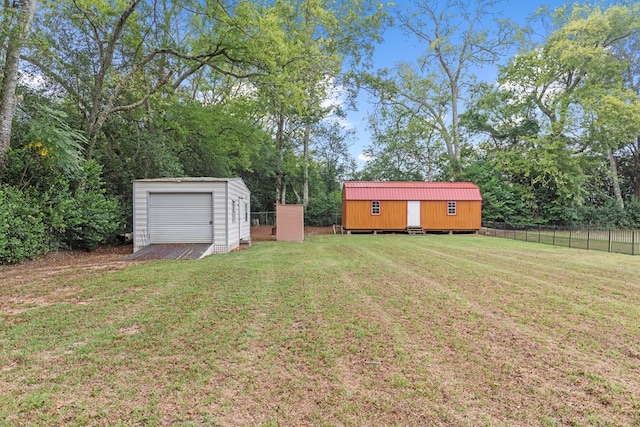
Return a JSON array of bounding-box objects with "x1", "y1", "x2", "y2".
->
[
  {"x1": 587, "y1": 227, "x2": 590, "y2": 250},
  {"x1": 608, "y1": 229, "x2": 612, "y2": 252},
  {"x1": 553, "y1": 226, "x2": 556, "y2": 246},
  {"x1": 633, "y1": 230, "x2": 636, "y2": 256},
  {"x1": 569, "y1": 228, "x2": 572, "y2": 248},
  {"x1": 538, "y1": 224, "x2": 541, "y2": 243}
]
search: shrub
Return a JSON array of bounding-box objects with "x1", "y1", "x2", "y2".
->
[
  {"x1": 305, "y1": 191, "x2": 342, "y2": 226},
  {"x1": 0, "y1": 160, "x2": 123, "y2": 263},
  {"x1": 0, "y1": 185, "x2": 49, "y2": 264},
  {"x1": 46, "y1": 161, "x2": 123, "y2": 251}
]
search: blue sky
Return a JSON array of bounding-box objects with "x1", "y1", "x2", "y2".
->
[{"x1": 343, "y1": 0, "x2": 616, "y2": 166}]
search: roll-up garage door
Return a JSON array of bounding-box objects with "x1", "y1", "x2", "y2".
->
[{"x1": 148, "y1": 192, "x2": 213, "y2": 244}]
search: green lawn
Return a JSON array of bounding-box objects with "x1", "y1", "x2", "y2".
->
[{"x1": 1, "y1": 235, "x2": 640, "y2": 426}]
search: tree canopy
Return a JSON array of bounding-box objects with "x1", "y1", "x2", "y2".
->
[{"x1": 2, "y1": 0, "x2": 640, "y2": 262}]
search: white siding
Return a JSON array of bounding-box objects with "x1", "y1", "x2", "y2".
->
[
  {"x1": 133, "y1": 178, "x2": 250, "y2": 254},
  {"x1": 212, "y1": 187, "x2": 228, "y2": 252},
  {"x1": 226, "y1": 178, "x2": 251, "y2": 251}
]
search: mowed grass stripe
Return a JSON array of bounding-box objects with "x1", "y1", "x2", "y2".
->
[{"x1": 1, "y1": 235, "x2": 639, "y2": 426}]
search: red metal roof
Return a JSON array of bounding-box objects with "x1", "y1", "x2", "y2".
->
[{"x1": 342, "y1": 181, "x2": 482, "y2": 201}]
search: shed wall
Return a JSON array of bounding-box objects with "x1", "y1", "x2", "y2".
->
[
  {"x1": 226, "y1": 178, "x2": 251, "y2": 251},
  {"x1": 343, "y1": 200, "x2": 407, "y2": 230},
  {"x1": 421, "y1": 200, "x2": 481, "y2": 230}
]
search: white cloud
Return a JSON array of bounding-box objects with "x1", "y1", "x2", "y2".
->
[
  {"x1": 358, "y1": 152, "x2": 373, "y2": 162},
  {"x1": 19, "y1": 72, "x2": 47, "y2": 90}
]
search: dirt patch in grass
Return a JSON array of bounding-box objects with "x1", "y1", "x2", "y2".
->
[
  {"x1": 0, "y1": 245, "x2": 134, "y2": 315},
  {"x1": 0, "y1": 245, "x2": 133, "y2": 278},
  {"x1": 251, "y1": 225, "x2": 333, "y2": 241}
]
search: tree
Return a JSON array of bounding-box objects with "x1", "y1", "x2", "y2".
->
[
  {"x1": 23, "y1": 0, "x2": 265, "y2": 153},
  {"x1": 462, "y1": 3, "x2": 640, "y2": 222},
  {"x1": 394, "y1": 0, "x2": 518, "y2": 175},
  {"x1": 500, "y1": 3, "x2": 640, "y2": 208},
  {"x1": 253, "y1": 0, "x2": 387, "y2": 206},
  {"x1": 0, "y1": 0, "x2": 38, "y2": 161},
  {"x1": 613, "y1": 12, "x2": 640, "y2": 199},
  {"x1": 312, "y1": 121, "x2": 357, "y2": 193},
  {"x1": 362, "y1": 64, "x2": 448, "y2": 180}
]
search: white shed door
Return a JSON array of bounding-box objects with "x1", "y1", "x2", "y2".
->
[
  {"x1": 148, "y1": 192, "x2": 213, "y2": 244},
  {"x1": 407, "y1": 200, "x2": 421, "y2": 227}
]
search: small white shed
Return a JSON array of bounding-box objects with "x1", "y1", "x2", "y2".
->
[{"x1": 132, "y1": 177, "x2": 251, "y2": 254}]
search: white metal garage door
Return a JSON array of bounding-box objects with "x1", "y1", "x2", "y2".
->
[{"x1": 148, "y1": 192, "x2": 213, "y2": 244}]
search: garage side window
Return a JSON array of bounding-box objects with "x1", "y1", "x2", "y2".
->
[
  {"x1": 244, "y1": 203, "x2": 249, "y2": 222},
  {"x1": 232, "y1": 200, "x2": 237, "y2": 222},
  {"x1": 447, "y1": 201, "x2": 457, "y2": 215},
  {"x1": 371, "y1": 200, "x2": 381, "y2": 215}
]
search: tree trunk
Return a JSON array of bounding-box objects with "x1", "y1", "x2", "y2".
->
[
  {"x1": 607, "y1": 146, "x2": 624, "y2": 209},
  {"x1": 451, "y1": 85, "x2": 460, "y2": 163},
  {"x1": 275, "y1": 108, "x2": 285, "y2": 205},
  {"x1": 635, "y1": 136, "x2": 640, "y2": 200},
  {"x1": 280, "y1": 181, "x2": 286, "y2": 205},
  {"x1": 302, "y1": 121, "x2": 311, "y2": 207},
  {"x1": 0, "y1": 0, "x2": 38, "y2": 162}
]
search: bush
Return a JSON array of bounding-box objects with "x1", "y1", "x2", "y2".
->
[
  {"x1": 560, "y1": 199, "x2": 640, "y2": 229},
  {"x1": 59, "y1": 184, "x2": 122, "y2": 251},
  {"x1": 0, "y1": 160, "x2": 123, "y2": 263},
  {"x1": 44, "y1": 161, "x2": 123, "y2": 251},
  {"x1": 0, "y1": 185, "x2": 49, "y2": 264},
  {"x1": 305, "y1": 191, "x2": 342, "y2": 226}
]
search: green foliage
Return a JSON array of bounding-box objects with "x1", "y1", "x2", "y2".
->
[
  {"x1": 312, "y1": 122, "x2": 357, "y2": 193},
  {"x1": 305, "y1": 190, "x2": 342, "y2": 226},
  {"x1": 0, "y1": 185, "x2": 48, "y2": 264},
  {"x1": 360, "y1": 66, "x2": 449, "y2": 179},
  {"x1": 241, "y1": 142, "x2": 279, "y2": 212},
  {"x1": 165, "y1": 100, "x2": 266, "y2": 177},
  {"x1": 461, "y1": 157, "x2": 530, "y2": 224},
  {"x1": 562, "y1": 199, "x2": 640, "y2": 229},
  {"x1": 46, "y1": 161, "x2": 123, "y2": 251},
  {"x1": 459, "y1": 3, "x2": 640, "y2": 226},
  {"x1": 24, "y1": 105, "x2": 86, "y2": 175},
  {"x1": 0, "y1": 148, "x2": 123, "y2": 262}
]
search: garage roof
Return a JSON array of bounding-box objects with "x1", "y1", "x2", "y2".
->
[
  {"x1": 133, "y1": 177, "x2": 238, "y2": 183},
  {"x1": 343, "y1": 181, "x2": 482, "y2": 201},
  {"x1": 132, "y1": 177, "x2": 250, "y2": 193}
]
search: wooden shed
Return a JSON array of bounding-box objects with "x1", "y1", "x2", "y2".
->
[
  {"x1": 132, "y1": 177, "x2": 251, "y2": 254},
  {"x1": 341, "y1": 181, "x2": 482, "y2": 233}
]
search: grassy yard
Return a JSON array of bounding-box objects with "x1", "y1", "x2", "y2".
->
[{"x1": 1, "y1": 235, "x2": 640, "y2": 426}]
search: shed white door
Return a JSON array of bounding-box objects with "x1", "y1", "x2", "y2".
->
[
  {"x1": 148, "y1": 192, "x2": 213, "y2": 244},
  {"x1": 407, "y1": 200, "x2": 421, "y2": 227}
]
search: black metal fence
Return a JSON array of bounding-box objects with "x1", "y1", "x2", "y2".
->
[{"x1": 482, "y1": 221, "x2": 640, "y2": 255}]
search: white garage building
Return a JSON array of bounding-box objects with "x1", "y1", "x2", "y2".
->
[{"x1": 133, "y1": 178, "x2": 251, "y2": 254}]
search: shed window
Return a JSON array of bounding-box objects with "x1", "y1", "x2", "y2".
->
[
  {"x1": 244, "y1": 203, "x2": 249, "y2": 222},
  {"x1": 371, "y1": 201, "x2": 381, "y2": 215},
  {"x1": 232, "y1": 200, "x2": 237, "y2": 222},
  {"x1": 447, "y1": 201, "x2": 457, "y2": 215}
]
